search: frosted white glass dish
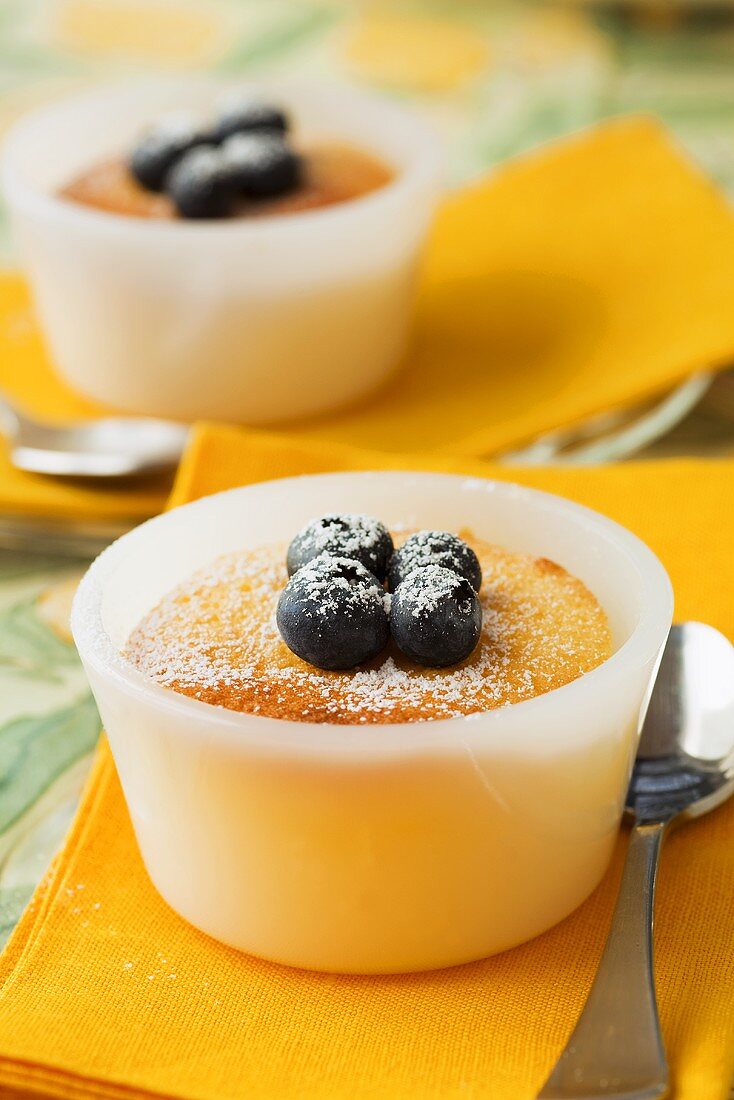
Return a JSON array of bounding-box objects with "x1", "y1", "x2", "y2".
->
[
  {"x1": 71, "y1": 472, "x2": 673, "y2": 973},
  {"x1": 2, "y1": 80, "x2": 440, "y2": 424}
]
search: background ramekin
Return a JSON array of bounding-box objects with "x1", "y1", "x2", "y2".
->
[
  {"x1": 1, "y1": 79, "x2": 441, "y2": 424},
  {"x1": 71, "y1": 472, "x2": 672, "y2": 974}
]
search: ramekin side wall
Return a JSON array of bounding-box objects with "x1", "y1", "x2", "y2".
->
[
  {"x1": 9, "y1": 204, "x2": 427, "y2": 422},
  {"x1": 85, "y1": 653, "x2": 655, "y2": 973}
]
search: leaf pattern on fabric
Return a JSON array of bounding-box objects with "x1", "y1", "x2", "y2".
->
[{"x1": 0, "y1": 564, "x2": 101, "y2": 944}]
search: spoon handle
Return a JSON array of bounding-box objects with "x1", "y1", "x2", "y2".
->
[{"x1": 537, "y1": 821, "x2": 669, "y2": 1100}]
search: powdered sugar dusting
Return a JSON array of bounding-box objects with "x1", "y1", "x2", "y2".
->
[
  {"x1": 390, "y1": 529, "x2": 480, "y2": 591},
  {"x1": 395, "y1": 565, "x2": 474, "y2": 618},
  {"x1": 172, "y1": 145, "x2": 220, "y2": 183},
  {"x1": 281, "y1": 554, "x2": 382, "y2": 621},
  {"x1": 288, "y1": 513, "x2": 391, "y2": 577},
  {"x1": 124, "y1": 533, "x2": 611, "y2": 725},
  {"x1": 222, "y1": 132, "x2": 288, "y2": 171}
]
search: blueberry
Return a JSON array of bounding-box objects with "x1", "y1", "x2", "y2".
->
[
  {"x1": 129, "y1": 117, "x2": 203, "y2": 191},
  {"x1": 221, "y1": 133, "x2": 300, "y2": 199},
  {"x1": 166, "y1": 146, "x2": 233, "y2": 219},
  {"x1": 212, "y1": 101, "x2": 289, "y2": 143},
  {"x1": 286, "y1": 514, "x2": 394, "y2": 582},
  {"x1": 390, "y1": 565, "x2": 482, "y2": 668},
  {"x1": 276, "y1": 555, "x2": 389, "y2": 670},
  {"x1": 387, "y1": 531, "x2": 482, "y2": 593}
]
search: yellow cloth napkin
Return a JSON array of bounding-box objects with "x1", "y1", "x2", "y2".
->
[
  {"x1": 284, "y1": 115, "x2": 734, "y2": 457},
  {"x1": 0, "y1": 423, "x2": 732, "y2": 1100},
  {"x1": 4, "y1": 114, "x2": 734, "y2": 487},
  {"x1": 0, "y1": 274, "x2": 173, "y2": 523}
]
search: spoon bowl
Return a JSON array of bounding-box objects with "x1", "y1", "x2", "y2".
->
[
  {"x1": 539, "y1": 622, "x2": 734, "y2": 1100},
  {"x1": 0, "y1": 395, "x2": 188, "y2": 478},
  {"x1": 628, "y1": 621, "x2": 734, "y2": 825}
]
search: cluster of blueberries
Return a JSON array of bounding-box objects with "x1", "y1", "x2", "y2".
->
[
  {"x1": 276, "y1": 514, "x2": 483, "y2": 671},
  {"x1": 129, "y1": 100, "x2": 300, "y2": 219}
]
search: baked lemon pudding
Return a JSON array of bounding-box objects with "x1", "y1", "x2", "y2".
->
[
  {"x1": 72, "y1": 474, "x2": 672, "y2": 972},
  {"x1": 3, "y1": 81, "x2": 439, "y2": 424},
  {"x1": 61, "y1": 97, "x2": 393, "y2": 221},
  {"x1": 126, "y1": 514, "x2": 611, "y2": 724}
]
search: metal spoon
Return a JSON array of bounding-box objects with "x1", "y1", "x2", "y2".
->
[
  {"x1": 538, "y1": 622, "x2": 734, "y2": 1100},
  {"x1": 0, "y1": 394, "x2": 189, "y2": 478}
]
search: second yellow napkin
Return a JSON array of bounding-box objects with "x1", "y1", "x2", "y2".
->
[
  {"x1": 0, "y1": 424, "x2": 732, "y2": 1100},
  {"x1": 286, "y1": 115, "x2": 734, "y2": 457}
]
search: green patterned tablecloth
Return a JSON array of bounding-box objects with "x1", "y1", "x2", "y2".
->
[{"x1": 0, "y1": 555, "x2": 99, "y2": 946}]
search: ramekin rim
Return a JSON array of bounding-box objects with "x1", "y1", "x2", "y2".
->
[
  {"x1": 0, "y1": 76, "x2": 443, "y2": 241},
  {"x1": 71, "y1": 471, "x2": 674, "y2": 754}
]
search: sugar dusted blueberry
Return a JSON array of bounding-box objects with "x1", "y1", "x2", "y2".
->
[
  {"x1": 387, "y1": 530, "x2": 482, "y2": 593},
  {"x1": 390, "y1": 565, "x2": 481, "y2": 667},
  {"x1": 292, "y1": 552, "x2": 383, "y2": 592},
  {"x1": 166, "y1": 146, "x2": 232, "y2": 219},
  {"x1": 287, "y1": 514, "x2": 394, "y2": 582},
  {"x1": 221, "y1": 132, "x2": 300, "y2": 199},
  {"x1": 213, "y1": 101, "x2": 289, "y2": 143},
  {"x1": 129, "y1": 115, "x2": 203, "y2": 192},
  {"x1": 276, "y1": 554, "x2": 389, "y2": 670}
]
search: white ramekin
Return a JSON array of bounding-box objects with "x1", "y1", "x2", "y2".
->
[
  {"x1": 71, "y1": 472, "x2": 672, "y2": 974},
  {"x1": 1, "y1": 79, "x2": 440, "y2": 424}
]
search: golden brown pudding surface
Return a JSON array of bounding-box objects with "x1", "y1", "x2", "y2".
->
[
  {"x1": 60, "y1": 142, "x2": 393, "y2": 220},
  {"x1": 124, "y1": 532, "x2": 612, "y2": 725}
]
